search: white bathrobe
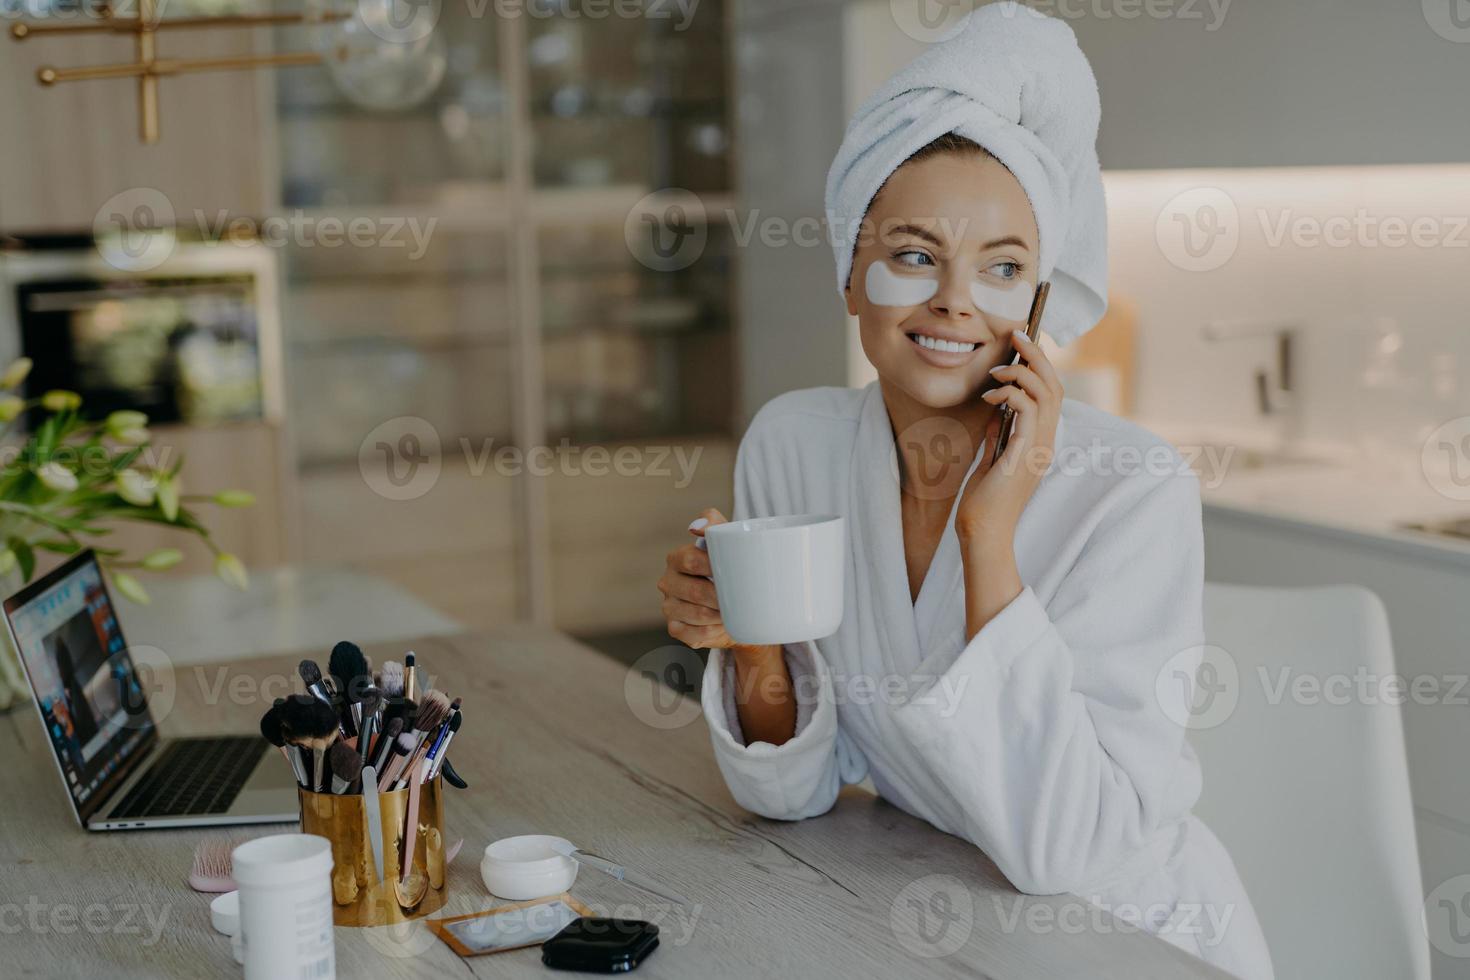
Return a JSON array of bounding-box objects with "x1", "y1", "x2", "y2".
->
[{"x1": 702, "y1": 383, "x2": 1273, "y2": 980}]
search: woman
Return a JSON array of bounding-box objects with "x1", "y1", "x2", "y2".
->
[{"x1": 656, "y1": 6, "x2": 1271, "y2": 978}]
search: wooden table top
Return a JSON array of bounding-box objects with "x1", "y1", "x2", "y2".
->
[{"x1": 0, "y1": 625, "x2": 1226, "y2": 978}]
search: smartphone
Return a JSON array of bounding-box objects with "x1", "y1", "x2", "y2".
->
[
  {"x1": 541, "y1": 917, "x2": 660, "y2": 973},
  {"x1": 989, "y1": 280, "x2": 1052, "y2": 466}
]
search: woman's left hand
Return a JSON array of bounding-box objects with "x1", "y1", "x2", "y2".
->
[{"x1": 955, "y1": 329, "x2": 1063, "y2": 547}]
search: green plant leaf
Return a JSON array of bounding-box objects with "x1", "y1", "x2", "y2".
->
[
  {"x1": 109, "y1": 447, "x2": 144, "y2": 474},
  {"x1": 9, "y1": 538, "x2": 35, "y2": 582},
  {"x1": 111, "y1": 572, "x2": 150, "y2": 606}
]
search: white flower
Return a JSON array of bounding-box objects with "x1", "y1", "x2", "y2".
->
[
  {"x1": 0, "y1": 357, "x2": 33, "y2": 389},
  {"x1": 156, "y1": 473, "x2": 179, "y2": 521},
  {"x1": 105, "y1": 410, "x2": 148, "y2": 433},
  {"x1": 141, "y1": 548, "x2": 183, "y2": 571},
  {"x1": 116, "y1": 469, "x2": 156, "y2": 507},
  {"x1": 106, "y1": 411, "x2": 150, "y2": 445},
  {"x1": 40, "y1": 390, "x2": 81, "y2": 413},
  {"x1": 112, "y1": 572, "x2": 150, "y2": 606},
  {"x1": 112, "y1": 427, "x2": 150, "y2": 446},
  {"x1": 36, "y1": 462, "x2": 78, "y2": 493},
  {"x1": 215, "y1": 552, "x2": 248, "y2": 591}
]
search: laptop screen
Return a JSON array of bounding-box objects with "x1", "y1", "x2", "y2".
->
[{"x1": 4, "y1": 551, "x2": 156, "y2": 823}]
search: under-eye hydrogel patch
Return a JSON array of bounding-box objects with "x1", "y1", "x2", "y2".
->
[
  {"x1": 865, "y1": 261, "x2": 938, "y2": 307},
  {"x1": 970, "y1": 279, "x2": 1035, "y2": 321},
  {"x1": 865, "y1": 261, "x2": 1035, "y2": 320}
]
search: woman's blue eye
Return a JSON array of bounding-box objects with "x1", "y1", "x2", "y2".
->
[
  {"x1": 895, "y1": 250, "x2": 934, "y2": 268},
  {"x1": 987, "y1": 261, "x2": 1020, "y2": 279}
]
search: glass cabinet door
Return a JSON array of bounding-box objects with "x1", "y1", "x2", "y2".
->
[
  {"x1": 272, "y1": 11, "x2": 520, "y2": 627},
  {"x1": 526, "y1": 0, "x2": 730, "y2": 192},
  {"x1": 275, "y1": 1, "x2": 507, "y2": 207},
  {"x1": 526, "y1": 1, "x2": 739, "y2": 636}
]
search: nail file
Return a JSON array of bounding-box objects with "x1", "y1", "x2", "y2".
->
[
  {"x1": 401, "y1": 761, "x2": 424, "y2": 881},
  {"x1": 363, "y1": 765, "x2": 384, "y2": 884}
]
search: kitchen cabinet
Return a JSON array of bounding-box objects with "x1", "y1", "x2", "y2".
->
[
  {"x1": 274, "y1": 1, "x2": 739, "y2": 630},
  {"x1": 1203, "y1": 505, "x2": 1470, "y2": 979}
]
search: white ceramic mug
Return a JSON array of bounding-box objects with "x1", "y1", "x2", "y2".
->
[{"x1": 704, "y1": 514, "x2": 845, "y2": 645}]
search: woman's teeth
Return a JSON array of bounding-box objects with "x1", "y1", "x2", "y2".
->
[{"x1": 909, "y1": 333, "x2": 976, "y2": 354}]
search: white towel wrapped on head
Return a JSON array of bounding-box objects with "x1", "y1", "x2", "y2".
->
[{"x1": 824, "y1": 2, "x2": 1107, "y2": 345}]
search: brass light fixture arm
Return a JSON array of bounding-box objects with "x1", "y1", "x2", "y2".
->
[{"x1": 9, "y1": 6, "x2": 349, "y2": 143}]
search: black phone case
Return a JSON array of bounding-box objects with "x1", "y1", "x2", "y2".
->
[{"x1": 541, "y1": 918, "x2": 660, "y2": 973}]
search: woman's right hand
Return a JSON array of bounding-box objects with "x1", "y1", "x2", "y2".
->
[
  {"x1": 659, "y1": 508, "x2": 735, "y2": 650},
  {"x1": 660, "y1": 508, "x2": 797, "y2": 744}
]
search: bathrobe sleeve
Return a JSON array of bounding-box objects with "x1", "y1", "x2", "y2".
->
[
  {"x1": 701, "y1": 409, "x2": 868, "y2": 820},
  {"x1": 890, "y1": 471, "x2": 1206, "y2": 896}
]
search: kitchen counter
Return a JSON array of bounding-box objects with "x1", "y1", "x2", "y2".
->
[{"x1": 1141, "y1": 421, "x2": 1470, "y2": 570}]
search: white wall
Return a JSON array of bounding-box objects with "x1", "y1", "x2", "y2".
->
[{"x1": 1105, "y1": 165, "x2": 1470, "y2": 463}]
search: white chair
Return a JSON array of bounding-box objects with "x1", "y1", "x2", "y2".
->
[{"x1": 1191, "y1": 583, "x2": 1429, "y2": 980}]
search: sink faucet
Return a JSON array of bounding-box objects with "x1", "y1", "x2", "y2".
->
[{"x1": 1202, "y1": 319, "x2": 1304, "y2": 442}]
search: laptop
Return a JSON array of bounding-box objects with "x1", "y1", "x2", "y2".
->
[{"x1": 4, "y1": 549, "x2": 297, "y2": 831}]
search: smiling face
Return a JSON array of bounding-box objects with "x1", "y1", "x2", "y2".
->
[{"x1": 845, "y1": 148, "x2": 1040, "y2": 410}]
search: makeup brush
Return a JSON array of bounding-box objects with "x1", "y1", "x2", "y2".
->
[
  {"x1": 383, "y1": 695, "x2": 416, "y2": 734},
  {"x1": 298, "y1": 659, "x2": 334, "y2": 706},
  {"x1": 403, "y1": 651, "x2": 418, "y2": 702},
  {"x1": 259, "y1": 700, "x2": 309, "y2": 787},
  {"x1": 370, "y1": 717, "x2": 403, "y2": 773},
  {"x1": 330, "y1": 641, "x2": 370, "y2": 689},
  {"x1": 330, "y1": 641, "x2": 372, "y2": 731},
  {"x1": 328, "y1": 740, "x2": 363, "y2": 795},
  {"x1": 357, "y1": 689, "x2": 383, "y2": 760},
  {"x1": 378, "y1": 660, "x2": 404, "y2": 699},
  {"x1": 281, "y1": 693, "x2": 340, "y2": 792},
  {"x1": 270, "y1": 696, "x2": 317, "y2": 780},
  {"x1": 423, "y1": 710, "x2": 459, "y2": 782},
  {"x1": 379, "y1": 732, "x2": 416, "y2": 789},
  {"x1": 391, "y1": 691, "x2": 449, "y2": 790}
]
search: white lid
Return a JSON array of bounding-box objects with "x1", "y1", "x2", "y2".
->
[
  {"x1": 210, "y1": 890, "x2": 240, "y2": 936},
  {"x1": 231, "y1": 834, "x2": 333, "y2": 889}
]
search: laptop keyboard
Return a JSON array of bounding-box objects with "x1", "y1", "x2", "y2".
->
[{"x1": 110, "y1": 736, "x2": 267, "y2": 819}]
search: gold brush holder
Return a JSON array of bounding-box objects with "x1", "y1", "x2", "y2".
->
[{"x1": 298, "y1": 777, "x2": 448, "y2": 927}]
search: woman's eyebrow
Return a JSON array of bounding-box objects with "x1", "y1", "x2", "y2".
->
[
  {"x1": 887, "y1": 223, "x2": 944, "y2": 246},
  {"x1": 980, "y1": 235, "x2": 1031, "y2": 251}
]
